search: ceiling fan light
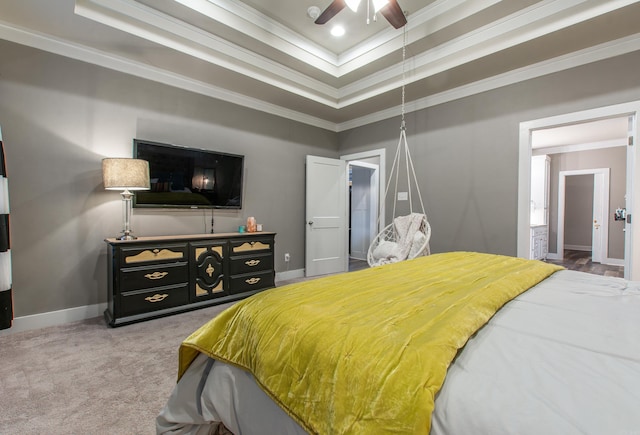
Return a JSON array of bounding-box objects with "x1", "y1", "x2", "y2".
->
[
  {"x1": 331, "y1": 25, "x2": 346, "y2": 37},
  {"x1": 372, "y1": 0, "x2": 388, "y2": 12},
  {"x1": 345, "y1": 0, "x2": 361, "y2": 12}
]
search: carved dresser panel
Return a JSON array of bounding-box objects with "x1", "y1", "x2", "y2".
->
[{"x1": 105, "y1": 232, "x2": 276, "y2": 326}]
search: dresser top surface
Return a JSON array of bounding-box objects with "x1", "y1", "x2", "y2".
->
[{"x1": 105, "y1": 232, "x2": 276, "y2": 245}]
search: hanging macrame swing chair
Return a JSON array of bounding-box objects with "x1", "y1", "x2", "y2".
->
[{"x1": 367, "y1": 28, "x2": 431, "y2": 267}]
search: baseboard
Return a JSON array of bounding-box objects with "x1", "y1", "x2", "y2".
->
[
  {"x1": 275, "y1": 268, "x2": 305, "y2": 282},
  {"x1": 0, "y1": 270, "x2": 307, "y2": 336},
  {"x1": 564, "y1": 244, "x2": 591, "y2": 251},
  {"x1": 604, "y1": 257, "x2": 624, "y2": 266},
  {"x1": 0, "y1": 302, "x2": 108, "y2": 336},
  {"x1": 546, "y1": 252, "x2": 561, "y2": 260}
]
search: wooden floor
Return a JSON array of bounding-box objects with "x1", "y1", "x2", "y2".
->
[{"x1": 545, "y1": 249, "x2": 624, "y2": 278}]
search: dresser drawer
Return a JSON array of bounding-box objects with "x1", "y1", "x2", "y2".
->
[
  {"x1": 120, "y1": 262, "x2": 188, "y2": 292},
  {"x1": 229, "y1": 270, "x2": 274, "y2": 294},
  {"x1": 229, "y1": 252, "x2": 273, "y2": 275},
  {"x1": 120, "y1": 284, "x2": 189, "y2": 317},
  {"x1": 230, "y1": 238, "x2": 273, "y2": 255},
  {"x1": 120, "y1": 243, "x2": 188, "y2": 266}
]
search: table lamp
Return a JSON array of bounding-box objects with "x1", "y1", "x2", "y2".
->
[{"x1": 102, "y1": 158, "x2": 150, "y2": 240}]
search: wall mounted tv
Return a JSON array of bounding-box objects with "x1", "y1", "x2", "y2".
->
[{"x1": 133, "y1": 139, "x2": 244, "y2": 209}]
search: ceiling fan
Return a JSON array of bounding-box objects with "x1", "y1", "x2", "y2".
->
[{"x1": 314, "y1": 0, "x2": 407, "y2": 29}]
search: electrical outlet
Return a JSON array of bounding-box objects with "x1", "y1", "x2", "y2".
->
[{"x1": 284, "y1": 253, "x2": 290, "y2": 262}]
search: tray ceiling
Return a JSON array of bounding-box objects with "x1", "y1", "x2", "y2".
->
[{"x1": 1, "y1": 0, "x2": 640, "y2": 131}]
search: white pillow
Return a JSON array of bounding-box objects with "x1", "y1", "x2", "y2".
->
[{"x1": 372, "y1": 240, "x2": 400, "y2": 261}]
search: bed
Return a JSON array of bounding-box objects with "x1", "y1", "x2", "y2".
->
[{"x1": 157, "y1": 252, "x2": 640, "y2": 435}]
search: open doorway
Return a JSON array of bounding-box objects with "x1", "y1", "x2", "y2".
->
[
  {"x1": 349, "y1": 162, "x2": 379, "y2": 261},
  {"x1": 518, "y1": 103, "x2": 637, "y2": 279},
  {"x1": 532, "y1": 121, "x2": 626, "y2": 270},
  {"x1": 557, "y1": 169, "x2": 609, "y2": 264},
  {"x1": 341, "y1": 149, "x2": 386, "y2": 271}
]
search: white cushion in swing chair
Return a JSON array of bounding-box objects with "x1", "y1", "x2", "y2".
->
[{"x1": 368, "y1": 213, "x2": 431, "y2": 267}]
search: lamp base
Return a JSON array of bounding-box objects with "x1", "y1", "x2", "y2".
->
[
  {"x1": 117, "y1": 192, "x2": 137, "y2": 241},
  {"x1": 117, "y1": 235, "x2": 137, "y2": 240},
  {"x1": 116, "y1": 230, "x2": 137, "y2": 240}
]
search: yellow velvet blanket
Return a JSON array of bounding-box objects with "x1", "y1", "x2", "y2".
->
[{"x1": 179, "y1": 252, "x2": 562, "y2": 434}]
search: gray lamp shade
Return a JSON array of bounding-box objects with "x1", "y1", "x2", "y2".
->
[{"x1": 102, "y1": 158, "x2": 150, "y2": 190}]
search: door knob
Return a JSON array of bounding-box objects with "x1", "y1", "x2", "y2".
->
[{"x1": 308, "y1": 221, "x2": 314, "y2": 225}]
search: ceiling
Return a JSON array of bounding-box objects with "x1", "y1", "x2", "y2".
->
[
  {"x1": 1, "y1": 0, "x2": 640, "y2": 131},
  {"x1": 532, "y1": 117, "x2": 629, "y2": 150}
]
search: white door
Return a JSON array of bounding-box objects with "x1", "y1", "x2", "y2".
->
[
  {"x1": 305, "y1": 155, "x2": 348, "y2": 277},
  {"x1": 349, "y1": 162, "x2": 379, "y2": 260}
]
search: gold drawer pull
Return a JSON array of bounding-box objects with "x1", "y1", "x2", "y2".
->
[
  {"x1": 245, "y1": 259, "x2": 261, "y2": 267},
  {"x1": 145, "y1": 271, "x2": 169, "y2": 280},
  {"x1": 245, "y1": 277, "x2": 261, "y2": 285},
  {"x1": 206, "y1": 264, "x2": 215, "y2": 277},
  {"x1": 145, "y1": 294, "x2": 169, "y2": 303}
]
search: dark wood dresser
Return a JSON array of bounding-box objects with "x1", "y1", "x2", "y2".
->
[{"x1": 104, "y1": 232, "x2": 276, "y2": 326}]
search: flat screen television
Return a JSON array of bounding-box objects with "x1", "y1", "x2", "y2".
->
[{"x1": 133, "y1": 139, "x2": 244, "y2": 209}]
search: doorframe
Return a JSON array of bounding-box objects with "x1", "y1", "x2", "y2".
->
[
  {"x1": 518, "y1": 101, "x2": 639, "y2": 279},
  {"x1": 341, "y1": 149, "x2": 386, "y2": 263},
  {"x1": 555, "y1": 169, "x2": 609, "y2": 263}
]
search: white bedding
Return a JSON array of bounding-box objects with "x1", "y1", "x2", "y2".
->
[{"x1": 157, "y1": 270, "x2": 640, "y2": 434}]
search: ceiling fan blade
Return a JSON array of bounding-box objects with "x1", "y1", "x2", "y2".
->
[
  {"x1": 380, "y1": 0, "x2": 407, "y2": 29},
  {"x1": 315, "y1": 0, "x2": 346, "y2": 25}
]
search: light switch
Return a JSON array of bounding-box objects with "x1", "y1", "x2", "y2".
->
[{"x1": 398, "y1": 192, "x2": 408, "y2": 201}]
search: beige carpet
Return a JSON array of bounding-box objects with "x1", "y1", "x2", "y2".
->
[
  {"x1": 0, "y1": 263, "x2": 369, "y2": 434},
  {"x1": 0, "y1": 301, "x2": 236, "y2": 435}
]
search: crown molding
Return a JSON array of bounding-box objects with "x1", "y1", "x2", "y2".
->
[
  {"x1": 176, "y1": 0, "x2": 340, "y2": 68},
  {"x1": 338, "y1": 33, "x2": 640, "y2": 131},
  {"x1": 336, "y1": 0, "x2": 503, "y2": 72},
  {"x1": 338, "y1": 0, "x2": 640, "y2": 106},
  {"x1": 75, "y1": 0, "x2": 340, "y2": 103},
  {"x1": 0, "y1": 20, "x2": 338, "y2": 131},
  {"x1": 2, "y1": 1, "x2": 639, "y2": 133},
  {"x1": 2, "y1": 19, "x2": 639, "y2": 132},
  {"x1": 75, "y1": 0, "x2": 640, "y2": 111}
]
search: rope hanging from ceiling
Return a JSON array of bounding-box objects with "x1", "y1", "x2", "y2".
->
[{"x1": 367, "y1": 26, "x2": 431, "y2": 267}]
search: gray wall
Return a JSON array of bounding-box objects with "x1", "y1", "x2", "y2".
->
[
  {"x1": 2, "y1": 38, "x2": 640, "y2": 321},
  {"x1": 0, "y1": 40, "x2": 338, "y2": 318},
  {"x1": 338, "y1": 51, "x2": 640, "y2": 257}
]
